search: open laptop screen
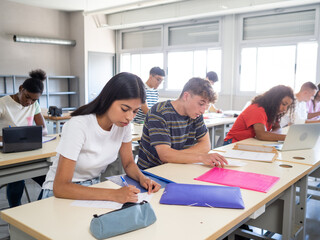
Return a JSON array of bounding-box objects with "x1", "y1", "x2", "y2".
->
[{"x1": 2, "y1": 126, "x2": 42, "y2": 153}]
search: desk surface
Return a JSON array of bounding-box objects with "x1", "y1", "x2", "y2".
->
[
  {"x1": 1, "y1": 161, "x2": 311, "y2": 240},
  {"x1": 216, "y1": 138, "x2": 320, "y2": 170},
  {"x1": 0, "y1": 135, "x2": 59, "y2": 167},
  {"x1": 43, "y1": 113, "x2": 71, "y2": 121}
]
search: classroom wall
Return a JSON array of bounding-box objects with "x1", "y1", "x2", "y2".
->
[
  {"x1": 0, "y1": 0, "x2": 116, "y2": 107},
  {"x1": 0, "y1": 1, "x2": 71, "y2": 75}
]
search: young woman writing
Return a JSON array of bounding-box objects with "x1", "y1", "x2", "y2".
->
[
  {"x1": 42, "y1": 72, "x2": 160, "y2": 202},
  {"x1": 224, "y1": 85, "x2": 295, "y2": 144}
]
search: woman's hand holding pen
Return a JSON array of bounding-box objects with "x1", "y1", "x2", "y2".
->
[
  {"x1": 139, "y1": 177, "x2": 161, "y2": 194},
  {"x1": 200, "y1": 153, "x2": 228, "y2": 168},
  {"x1": 115, "y1": 185, "x2": 140, "y2": 203}
]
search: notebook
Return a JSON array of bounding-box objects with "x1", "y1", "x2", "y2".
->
[
  {"x1": 2, "y1": 126, "x2": 42, "y2": 153},
  {"x1": 265, "y1": 123, "x2": 320, "y2": 151},
  {"x1": 159, "y1": 183, "x2": 245, "y2": 209}
]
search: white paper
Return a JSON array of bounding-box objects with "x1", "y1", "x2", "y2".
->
[
  {"x1": 71, "y1": 192, "x2": 153, "y2": 210},
  {"x1": 208, "y1": 151, "x2": 247, "y2": 167},
  {"x1": 223, "y1": 149, "x2": 275, "y2": 162}
]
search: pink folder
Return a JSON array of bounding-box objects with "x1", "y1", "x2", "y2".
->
[{"x1": 195, "y1": 168, "x2": 280, "y2": 193}]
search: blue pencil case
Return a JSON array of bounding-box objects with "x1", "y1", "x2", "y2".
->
[
  {"x1": 159, "y1": 183, "x2": 245, "y2": 209},
  {"x1": 90, "y1": 201, "x2": 156, "y2": 239}
]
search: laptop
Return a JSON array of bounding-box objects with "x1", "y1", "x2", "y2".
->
[
  {"x1": 2, "y1": 126, "x2": 42, "y2": 153},
  {"x1": 266, "y1": 123, "x2": 320, "y2": 151}
]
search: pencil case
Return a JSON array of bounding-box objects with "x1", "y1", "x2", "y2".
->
[{"x1": 90, "y1": 200, "x2": 157, "y2": 239}]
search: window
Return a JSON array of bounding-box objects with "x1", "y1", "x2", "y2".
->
[
  {"x1": 122, "y1": 29, "x2": 162, "y2": 50},
  {"x1": 240, "y1": 8, "x2": 318, "y2": 93},
  {"x1": 120, "y1": 53, "x2": 164, "y2": 83},
  {"x1": 169, "y1": 21, "x2": 219, "y2": 46},
  {"x1": 240, "y1": 42, "x2": 318, "y2": 93},
  {"x1": 167, "y1": 49, "x2": 221, "y2": 91}
]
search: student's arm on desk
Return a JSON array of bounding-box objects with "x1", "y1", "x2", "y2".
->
[
  {"x1": 254, "y1": 123, "x2": 286, "y2": 141},
  {"x1": 53, "y1": 155, "x2": 140, "y2": 203},
  {"x1": 120, "y1": 142, "x2": 161, "y2": 194},
  {"x1": 306, "y1": 119, "x2": 320, "y2": 123},
  {"x1": 34, "y1": 112, "x2": 48, "y2": 135},
  {"x1": 155, "y1": 133, "x2": 228, "y2": 167},
  {"x1": 308, "y1": 111, "x2": 320, "y2": 120}
]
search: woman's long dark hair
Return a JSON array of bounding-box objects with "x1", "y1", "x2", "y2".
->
[
  {"x1": 22, "y1": 69, "x2": 46, "y2": 94},
  {"x1": 252, "y1": 85, "x2": 295, "y2": 124},
  {"x1": 72, "y1": 72, "x2": 146, "y2": 117},
  {"x1": 311, "y1": 83, "x2": 320, "y2": 111}
]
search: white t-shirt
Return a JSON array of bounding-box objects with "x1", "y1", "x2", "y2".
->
[
  {"x1": 0, "y1": 95, "x2": 41, "y2": 135},
  {"x1": 280, "y1": 100, "x2": 307, "y2": 127},
  {"x1": 42, "y1": 114, "x2": 132, "y2": 190}
]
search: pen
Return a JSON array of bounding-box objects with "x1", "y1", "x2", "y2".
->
[{"x1": 120, "y1": 176, "x2": 129, "y2": 187}]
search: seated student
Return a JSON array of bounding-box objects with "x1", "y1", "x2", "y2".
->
[
  {"x1": 42, "y1": 72, "x2": 160, "y2": 202},
  {"x1": 133, "y1": 67, "x2": 165, "y2": 124},
  {"x1": 205, "y1": 71, "x2": 222, "y2": 113},
  {"x1": 224, "y1": 85, "x2": 295, "y2": 144},
  {"x1": 306, "y1": 83, "x2": 320, "y2": 120},
  {"x1": 137, "y1": 77, "x2": 227, "y2": 170},
  {"x1": 280, "y1": 81, "x2": 319, "y2": 126},
  {"x1": 0, "y1": 69, "x2": 48, "y2": 207}
]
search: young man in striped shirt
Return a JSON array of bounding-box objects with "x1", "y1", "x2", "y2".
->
[
  {"x1": 133, "y1": 67, "x2": 165, "y2": 124},
  {"x1": 137, "y1": 77, "x2": 227, "y2": 170}
]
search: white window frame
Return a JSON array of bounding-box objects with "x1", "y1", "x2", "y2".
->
[
  {"x1": 116, "y1": 18, "x2": 223, "y2": 99},
  {"x1": 236, "y1": 5, "x2": 320, "y2": 96}
]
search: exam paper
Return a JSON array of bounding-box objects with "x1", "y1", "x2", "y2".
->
[
  {"x1": 208, "y1": 151, "x2": 247, "y2": 167},
  {"x1": 71, "y1": 192, "x2": 153, "y2": 209},
  {"x1": 223, "y1": 149, "x2": 275, "y2": 162}
]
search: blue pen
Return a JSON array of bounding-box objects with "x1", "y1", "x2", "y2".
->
[{"x1": 120, "y1": 176, "x2": 129, "y2": 187}]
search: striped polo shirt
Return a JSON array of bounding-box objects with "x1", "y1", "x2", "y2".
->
[
  {"x1": 133, "y1": 85, "x2": 159, "y2": 124},
  {"x1": 137, "y1": 100, "x2": 208, "y2": 169}
]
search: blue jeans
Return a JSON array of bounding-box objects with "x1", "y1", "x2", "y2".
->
[
  {"x1": 7, "y1": 175, "x2": 46, "y2": 208},
  {"x1": 42, "y1": 177, "x2": 100, "y2": 199}
]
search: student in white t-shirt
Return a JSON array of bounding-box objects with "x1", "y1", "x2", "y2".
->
[
  {"x1": 42, "y1": 72, "x2": 161, "y2": 203},
  {"x1": 280, "y1": 82, "x2": 319, "y2": 127},
  {"x1": 0, "y1": 69, "x2": 48, "y2": 207}
]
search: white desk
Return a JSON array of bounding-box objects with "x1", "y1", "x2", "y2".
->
[
  {"x1": 0, "y1": 136, "x2": 59, "y2": 185},
  {"x1": 204, "y1": 117, "x2": 236, "y2": 148},
  {"x1": 1, "y1": 160, "x2": 312, "y2": 240}
]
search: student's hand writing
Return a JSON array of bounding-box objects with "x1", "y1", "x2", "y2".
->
[
  {"x1": 201, "y1": 153, "x2": 228, "y2": 168},
  {"x1": 140, "y1": 177, "x2": 161, "y2": 194},
  {"x1": 115, "y1": 185, "x2": 140, "y2": 203}
]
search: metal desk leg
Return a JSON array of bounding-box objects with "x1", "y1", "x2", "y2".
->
[
  {"x1": 295, "y1": 176, "x2": 308, "y2": 240},
  {"x1": 56, "y1": 121, "x2": 61, "y2": 134}
]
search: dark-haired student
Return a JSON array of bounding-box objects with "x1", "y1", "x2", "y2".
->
[
  {"x1": 224, "y1": 85, "x2": 295, "y2": 145},
  {"x1": 133, "y1": 67, "x2": 165, "y2": 124},
  {"x1": 0, "y1": 69, "x2": 48, "y2": 207},
  {"x1": 42, "y1": 72, "x2": 160, "y2": 202},
  {"x1": 205, "y1": 71, "x2": 222, "y2": 113},
  {"x1": 137, "y1": 77, "x2": 227, "y2": 170},
  {"x1": 306, "y1": 83, "x2": 320, "y2": 121}
]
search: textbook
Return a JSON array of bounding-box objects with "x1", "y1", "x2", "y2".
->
[{"x1": 160, "y1": 183, "x2": 244, "y2": 209}]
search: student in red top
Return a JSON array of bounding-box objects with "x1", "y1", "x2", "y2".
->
[{"x1": 224, "y1": 85, "x2": 295, "y2": 144}]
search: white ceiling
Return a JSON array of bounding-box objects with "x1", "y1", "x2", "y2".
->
[{"x1": 6, "y1": 0, "x2": 183, "y2": 12}]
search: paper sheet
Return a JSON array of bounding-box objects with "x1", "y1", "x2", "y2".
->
[
  {"x1": 208, "y1": 150, "x2": 247, "y2": 167},
  {"x1": 71, "y1": 192, "x2": 153, "y2": 209},
  {"x1": 222, "y1": 149, "x2": 276, "y2": 162}
]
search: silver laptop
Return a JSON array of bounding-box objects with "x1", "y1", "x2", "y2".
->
[{"x1": 268, "y1": 123, "x2": 320, "y2": 151}]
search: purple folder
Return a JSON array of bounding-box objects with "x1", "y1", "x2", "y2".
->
[{"x1": 159, "y1": 183, "x2": 245, "y2": 209}]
